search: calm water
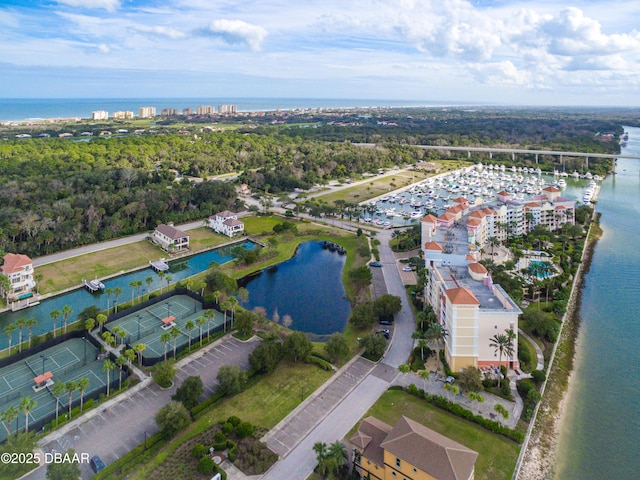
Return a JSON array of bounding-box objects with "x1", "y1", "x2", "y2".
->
[
  {"x1": 554, "y1": 127, "x2": 640, "y2": 479},
  {"x1": 0, "y1": 241, "x2": 256, "y2": 350},
  {"x1": 240, "y1": 241, "x2": 351, "y2": 336},
  {"x1": 0, "y1": 98, "x2": 460, "y2": 122}
]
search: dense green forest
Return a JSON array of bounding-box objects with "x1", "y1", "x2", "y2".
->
[{"x1": 1, "y1": 107, "x2": 633, "y2": 258}]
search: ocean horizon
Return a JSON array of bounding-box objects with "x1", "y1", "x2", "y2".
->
[{"x1": 0, "y1": 97, "x2": 469, "y2": 122}]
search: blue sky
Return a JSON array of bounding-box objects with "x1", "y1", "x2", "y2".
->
[{"x1": 1, "y1": 0, "x2": 639, "y2": 105}]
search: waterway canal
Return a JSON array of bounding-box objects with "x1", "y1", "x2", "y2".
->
[
  {"x1": 0, "y1": 241, "x2": 257, "y2": 350},
  {"x1": 554, "y1": 127, "x2": 640, "y2": 479}
]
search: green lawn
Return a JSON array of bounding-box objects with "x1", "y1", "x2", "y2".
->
[
  {"x1": 128, "y1": 361, "x2": 332, "y2": 480},
  {"x1": 351, "y1": 389, "x2": 520, "y2": 480}
]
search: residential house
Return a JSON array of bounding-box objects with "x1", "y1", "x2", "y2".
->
[
  {"x1": 1, "y1": 253, "x2": 36, "y2": 302},
  {"x1": 152, "y1": 223, "x2": 190, "y2": 252},
  {"x1": 351, "y1": 416, "x2": 478, "y2": 480},
  {"x1": 208, "y1": 211, "x2": 245, "y2": 237}
]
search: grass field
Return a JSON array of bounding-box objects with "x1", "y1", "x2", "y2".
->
[
  {"x1": 351, "y1": 389, "x2": 520, "y2": 480},
  {"x1": 34, "y1": 228, "x2": 230, "y2": 294},
  {"x1": 35, "y1": 241, "x2": 164, "y2": 294},
  {"x1": 128, "y1": 362, "x2": 333, "y2": 480}
]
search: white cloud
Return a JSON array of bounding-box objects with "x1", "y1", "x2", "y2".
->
[
  {"x1": 205, "y1": 19, "x2": 268, "y2": 51},
  {"x1": 133, "y1": 25, "x2": 186, "y2": 40},
  {"x1": 56, "y1": 0, "x2": 121, "y2": 12}
]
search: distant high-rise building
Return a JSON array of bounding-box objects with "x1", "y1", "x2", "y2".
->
[
  {"x1": 92, "y1": 110, "x2": 109, "y2": 120},
  {"x1": 138, "y1": 106, "x2": 156, "y2": 118},
  {"x1": 218, "y1": 104, "x2": 237, "y2": 114},
  {"x1": 113, "y1": 111, "x2": 134, "y2": 120},
  {"x1": 196, "y1": 105, "x2": 215, "y2": 115},
  {"x1": 161, "y1": 108, "x2": 179, "y2": 116},
  {"x1": 182, "y1": 108, "x2": 194, "y2": 116}
]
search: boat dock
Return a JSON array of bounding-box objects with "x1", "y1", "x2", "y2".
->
[
  {"x1": 83, "y1": 278, "x2": 105, "y2": 293},
  {"x1": 149, "y1": 258, "x2": 170, "y2": 272}
]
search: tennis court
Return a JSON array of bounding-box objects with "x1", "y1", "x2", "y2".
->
[
  {"x1": 108, "y1": 294, "x2": 226, "y2": 363},
  {"x1": 0, "y1": 338, "x2": 111, "y2": 443}
]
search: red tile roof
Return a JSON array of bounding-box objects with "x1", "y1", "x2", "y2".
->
[
  {"x1": 438, "y1": 212, "x2": 455, "y2": 222},
  {"x1": 445, "y1": 287, "x2": 480, "y2": 305},
  {"x1": 468, "y1": 262, "x2": 488, "y2": 274},
  {"x1": 424, "y1": 241, "x2": 444, "y2": 251},
  {"x1": 543, "y1": 186, "x2": 560, "y2": 192},
  {"x1": 422, "y1": 214, "x2": 438, "y2": 223},
  {"x1": 1, "y1": 253, "x2": 32, "y2": 275},
  {"x1": 467, "y1": 219, "x2": 481, "y2": 227}
]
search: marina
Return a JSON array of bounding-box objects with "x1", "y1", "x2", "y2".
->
[{"x1": 359, "y1": 163, "x2": 600, "y2": 228}]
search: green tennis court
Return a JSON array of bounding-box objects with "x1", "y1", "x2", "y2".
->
[
  {"x1": 111, "y1": 294, "x2": 227, "y2": 363},
  {"x1": 0, "y1": 338, "x2": 113, "y2": 443}
]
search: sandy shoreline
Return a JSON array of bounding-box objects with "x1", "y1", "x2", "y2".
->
[{"x1": 516, "y1": 213, "x2": 601, "y2": 480}]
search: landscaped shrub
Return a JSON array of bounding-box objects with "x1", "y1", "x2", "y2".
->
[
  {"x1": 227, "y1": 416, "x2": 241, "y2": 427},
  {"x1": 517, "y1": 379, "x2": 535, "y2": 397},
  {"x1": 236, "y1": 421, "x2": 255, "y2": 439},
  {"x1": 227, "y1": 440, "x2": 238, "y2": 462},
  {"x1": 531, "y1": 370, "x2": 546, "y2": 383},
  {"x1": 197, "y1": 455, "x2": 215, "y2": 474},
  {"x1": 307, "y1": 355, "x2": 332, "y2": 371},
  {"x1": 191, "y1": 443, "x2": 208, "y2": 459},
  {"x1": 221, "y1": 422, "x2": 234, "y2": 435}
]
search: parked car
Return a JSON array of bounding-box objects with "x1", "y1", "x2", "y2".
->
[
  {"x1": 90, "y1": 455, "x2": 106, "y2": 473},
  {"x1": 402, "y1": 266, "x2": 413, "y2": 272},
  {"x1": 376, "y1": 329, "x2": 390, "y2": 339},
  {"x1": 379, "y1": 320, "x2": 393, "y2": 326},
  {"x1": 369, "y1": 261, "x2": 383, "y2": 267},
  {"x1": 444, "y1": 376, "x2": 455, "y2": 385}
]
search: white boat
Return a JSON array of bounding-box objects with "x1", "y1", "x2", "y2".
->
[{"x1": 558, "y1": 179, "x2": 567, "y2": 188}]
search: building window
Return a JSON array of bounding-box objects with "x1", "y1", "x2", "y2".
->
[
  {"x1": 413, "y1": 468, "x2": 417, "y2": 473},
  {"x1": 396, "y1": 458, "x2": 401, "y2": 468},
  {"x1": 392, "y1": 473, "x2": 397, "y2": 478}
]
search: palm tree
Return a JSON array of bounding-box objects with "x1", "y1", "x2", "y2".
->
[
  {"x1": 160, "y1": 332, "x2": 172, "y2": 361},
  {"x1": 96, "y1": 313, "x2": 107, "y2": 334},
  {"x1": 116, "y1": 356, "x2": 127, "y2": 390},
  {"x1": 134, "y1": 343, "x2": 146, "y2": 367},
  {"x1": 165, "y1": 275, "x2": 172, "y2": 292},
  {"x1": 85, "y1": 317, "x2": 96, "y2": 334},
  {"x1": 157, "y1": 271, "x2": 165, "y2": 293},
  {"x1": 4, "y1": 322, "x2": 16, "y2": 353},
  {"x1": 313, "y1": 441, "x2": 330, "y2": 478},
  {"x1": 129, "y1": 281, "x2": 137, "y2": 305},
  {"x1": 51, "y1": 382, "x2": 66, "y2": 426},
  {"x1": 25, "y1": 318, "x2": 37, "y2": 348},
  {"x1": 1, "y1": 405, "x2": 18, "y2": 436},
  {"x1": 221, "y1": 300, "x2": 231, "y2": 332},
  {"x1": 145, "y1": 276, "x2": 153, "y2": 299},
  {"x1": 411, "y1": 330, "x2": 429, "y2": 362},
  {"x1": 425, "y1": 323, "x2": 448, "y2": 375},
  {"x1": 105, "y1": 287, "x2": 113, "y2": 313},
  {"x1": 489, "y1": 332, "x2": 514, "y2": 388},
  {"x1": 196, "y1": 316, "x2": 206, "y2": 346},
  {"x1": 16, "y1": 318, "x2": 26, "y2": 352},
  {"x1": 237, "y1": 287, "x2": 249, "y2": 306},
  {"x1": 77, "y1": 377, "x2": 90, "y2": 412},
  {"x1": 505, "y1": 328, "x2": 517, "y2": 369},
  {"x1": 184, "y1": 320, "x2": 195, "y2": 350},
  {"x1": 124, "y1": 348, "x2": 136, "y2": 369},
  {"x1": 61, "y1": 305, "x2": 72, "y2": 334},
  {"x1": 327, "y1": 440, "x2": 348, "y2": 475},
  {"x1": 113, "y1": 287, "x2": 122, "y2": 312},
  {"x1": 135, "y1": 280, "x2": 143, "y2": 303},
  {"x1": 103, "y1": 360, "x2": 115, "y2": 397},
  {"x1": 170, "y1": 326, "x2": 181, "y2": 358},
  {"x1": 49, "y1": 309, "x2": 60, "y2": 338},
  {"x1": 66, "y1": 381, "x2": 77, "y2": 418},
  {"x1": 227, "y1": 296, "x2": 239, "y2": 328},
  {"x1": 19, "y1": 396, "x2": 36, "y2": 432},
  {"x1": 398, "y1": 364, "x2": 410, "y2": 376},
  {"x1": 204, "y1": 309, "x2": 215, "y2": 340}
]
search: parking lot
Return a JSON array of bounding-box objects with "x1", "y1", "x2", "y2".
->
[{"x1": 24, "y1": 336, "x2": 258, "y2": 480}]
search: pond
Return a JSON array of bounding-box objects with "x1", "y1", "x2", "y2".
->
[
  {"x1": 0, "y1": 240, "x2": 258, "y2": 350},
  {"x1": 239, "y1": 241, "x2": 351, "y2": 337}
]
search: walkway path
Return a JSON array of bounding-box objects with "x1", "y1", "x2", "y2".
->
[
  {"x1": 22, "y1": 335, "x2": 258, "y2": 480},
  {"x1": 519, "y1": 329, "x2": 545, "y2": 371}
]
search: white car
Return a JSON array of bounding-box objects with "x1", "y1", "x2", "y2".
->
[{"x1": 402, "y1": 266, "x2": 413, "y2": 272}]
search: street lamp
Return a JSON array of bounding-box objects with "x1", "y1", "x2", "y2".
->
[
  {"x1": 144, "y1": 431, "x2": 148, "y2": 450},
  {"x1": 40, "y1": 355, "x2": 47, "y2": 375},
  {"x1": 167, "y1": 302, "x2": 171, "y2": 318},
  {"x1": 136, "y1": 314, "x2": 141, "y2": 341},
  {"x1": 82, "y1": 336, "x2": 87, "y2": 366}
]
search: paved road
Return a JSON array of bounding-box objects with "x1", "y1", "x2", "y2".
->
[
  {"x1": 32, "y1": 220, "x2": 207, "y2": 267},
  {"x1": 22, "y1": 336, "x2": 258, "y2": 480}
]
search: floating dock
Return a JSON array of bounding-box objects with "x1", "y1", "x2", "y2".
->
[{"x1": 150, "y1": 258, "x2": 170, "y2": 272}]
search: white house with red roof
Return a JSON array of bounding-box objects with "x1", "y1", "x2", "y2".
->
[
  {"x1": 152, "y1": 223, "x2": 190, "y2": 252},
  {"x1": 208, "y1": 211, "x2": 245, "y2": 238},
  {"x1": 1, "y1": 253, "x2": 36, "y2": 302}
]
